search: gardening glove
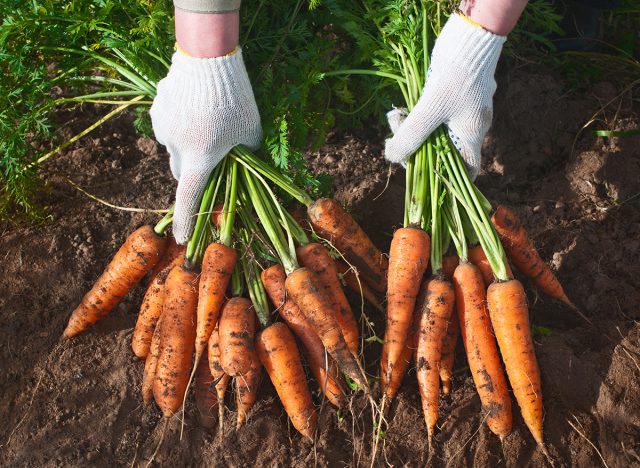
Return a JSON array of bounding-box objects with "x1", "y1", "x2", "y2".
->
[
  {"x1": 151, "y1": 48, "x2": 261, "y2": 244},
  {"x1": 384, "y1": 14, "x2": 506, "y2": 180}
]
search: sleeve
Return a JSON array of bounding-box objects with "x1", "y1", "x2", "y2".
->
[{"x1": 174, "y1": 0, "x2": 241, "y2": 13}]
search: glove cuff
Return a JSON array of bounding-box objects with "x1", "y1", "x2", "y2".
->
[
  {"x1": 434, "y1": 14, "x2": 506, "y2": 74},
  {"x1": 169, "y1": 47, "x2": 255, "y2": 110}
]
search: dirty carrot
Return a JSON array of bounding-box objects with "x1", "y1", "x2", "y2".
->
[
  {"x1": 492, "y1": 205, "x2": 571, "y2": 305},
  {"x1": 195, "y1": 351, "x2": 218, "y2": 429},
  {"x1": 454, "y1": 263, "x2": 512, "y2": 439},
  {"x1": 63, "y1": 225, "x2": 168, "y2": 338},
  {"x1": 235, "y1": 350, "x2": 262, "y2": 429},
  {"x1": 441, "y1": 254, "x2": 459, "y2": 281},
  {"x1": 383, "y1": 227, "x2": 430, "y2": 387},
  {"x1": 195, "y1": 243, "x2": 237, "y2": 364},
  {"x1": 487, "y1": 279, "x2": 545, "y2": 447},
  {"x1": 285, "y1": 267, "x2": 369, "y2": 393},
  {"x1": 256, "y1": 322, "x2": 317, "y2": 438},
  {"x1": 132, "y1": 242, "x2": 185, "y2": 359},
  {"x1": 438, "y1": 313, "x2": 459, "y2": 396},
  {"x1": 208, "y1": 323, "x2": 230, "y2": 436},
  {"x1": 415, "y1": 276, "x2": 455, "y2": 446},
  {"x1": 335, "y1": 259, "x2": 384, "y2": 313},
  {"x1": 261, "y1": 264, "x2": 344, "y2": 407},
  {"x1": 219, "y1": 297, "x2": 257, "y2": 377},
  {"x1": 307, "y1": 198, "x2": 388, "y2": 292},
  {"x1": 141, "y1": 315, "x2": 163, "y2": 406},
  {"x1": 297, "y1": 243, "x2": 360, "y2": 356},
  {"x1": 153, "y1": 265, "x2": 198, "y2": 418},
  {"x1": 468, "y1": 244, "x2": 513, "y2": 288},
  {"x1": 380, "y1": 319, "x2": 416, "y2": 403}
]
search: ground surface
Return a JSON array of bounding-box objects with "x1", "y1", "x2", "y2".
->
[{"x1": 1, "y1": 64, "x2": 639, "y2": 467}]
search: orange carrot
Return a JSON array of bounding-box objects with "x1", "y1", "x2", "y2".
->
[
  {"x1": 439, "y1": 253, "x2": 461, "y2": 394},
  {"x1": 256, "y1": 322, "x2": 317, "y2": 438},
  {"x1": 63, "y1": 225, "x2": 168, "y2": 338},
  {"x1": 261, "y1": 264, "x2": 344, "y2": 407},
  {"x1": 297, "y1": 243, "x2": 360, "y2": 356},
  {"x1": 307, "y1": 198, "x2": 388, "y2": 292},
  {"x1": 441, "y1": 255, "x2": 459, "y2": 281},
  {"x1": 208, "y1": 323, "x2": 230, "y2": 436},
  {"x1": 153, "y1": 265, "x2": 198, "y2": 417},
  {"x1": 382, "y1": 227, "x2": 430, "y2": 387},
  {"x1": 492, "y1": 205, "x2": 571, "y2": 306},
  {"x1": 132, "y1": 242, "x2": 185, "y2": 359},
  {"x1": 219, "y1": 297, "x2": 257, "y2": 377},
  {"x1": 439, "y1": 313, "x2": 459, "y2": 396},
  {"x1": 415, "y1": 277, "x2": 455, "y2": 446},
  {"x1": 380, "y1": 320, "x2": 416, "y2": 402},
  {"x1": 235, "y1": 350, "x2": 262, "y2": 429},
  {"x1": 286, "y1": 267, "x2": 369, "y2": 393},
  {"x1": 141, "y1": 314, "x2": 163, "y2": 406},
  {"x1": 487, "y1": 279, "x2": 544, "y2": 447},
  {"x1": 468, "y1": 244, "x2": 514, "y2": 288},
  {"x1": 195, "y1": 350, "x2": 218, "y2": 428},
  {"x1": 453, "y1": 263, "x2": 512, "y2": 439},
  {"x1": 211, "y1": 203, "x2": 224, "y2": 229},
  {"x1": 194, "y1": 243, "x2": 237, "y2": 363},
  {"x1": 335, "y1": 259, "x2": 384, "y2": 313}
]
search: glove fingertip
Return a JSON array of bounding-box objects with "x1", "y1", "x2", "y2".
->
[{"x1": 384, "y1": 138, "x2": 409, "y2": 165}]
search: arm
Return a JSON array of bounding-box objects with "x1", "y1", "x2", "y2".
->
[
  {"x1": 384, "y1": 1, "x2": 527, "y2": 179},
  {"x1": 175, "y1": 9, "x2": 239, "y2": 58},
  {"x1": 461, "y1": 0, "x2": 528, "y2": 36},
  {"x1": 151, "y1": 2, "x2": 261, "y2": 244}
]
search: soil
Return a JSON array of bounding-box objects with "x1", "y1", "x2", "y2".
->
[{"x1": 1, "y1": 64, "x2": 639, "y2": 467}]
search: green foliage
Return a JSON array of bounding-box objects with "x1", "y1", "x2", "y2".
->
[{"x1": 0, "y1": 0, "x2": 340, "y2": 220}]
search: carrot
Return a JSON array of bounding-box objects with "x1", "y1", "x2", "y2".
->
[
  {"x1": 63, "y1": 225, "x2": 168, "y2": 338},
  {"x1": 153, "y1": 265, "x2": 199, "y2": 417},
  {"x1": 468, "y1": 244, "x2": 513, "y2": 288},
  {"x1": 141, "y1": 315, "x2": 163, "y2": 405},
  {"x1": 438, "y1": 253, "x2": 461, "y2": 394},
  {"x1": 441, "y1": 255, "x2": 459, "y2": 281},
  {"x1": 132, "y1": 242, "x2": 185, "y2": 359},
  {"x1": 208, "y1": 323, "x2": 230, "y2": 436},
  {"x1": 256, "y1": 322, "x2": 317, "y2": 438},
  {"x1": 438, "y1": 313, "x2": 459, "y2": 396},
  {"x1": 382, "y1": 227, "x2": 430, "y2": 387},
  {"x1": 285, "y1": 267, "x2": 369, "y2": 393},
  {"x1": 296, "y1": 243, "x2": 360, "y2": 356},
  {"x1": 380, "y1": 321, "x2": 415, "y2": 402},
  {"x1": 235, "y1": 350, "x2": 262, "y2": 429},
  {"x1": 307, "y1": 198, "x2": 388, "y2": 292},
  {"x1": 487, "y1": 279, "x2": 544, "y2": 447},
  {"x1": 194, "y1": 243, "x2": 237, "y2": 364},
  {"x1": 335, "y1": 259, "x2": 384, "y2": 313},
  {"x1": 261, "y1": 264, "x2": 344, "y2": 407},
  {"x1": 218, "y1": 297, "x2": 257, "y2": 377},
  {"x1": 195, "y1": 350, "x2": 218, "y2": 428},
  {"x1": 415, "y1": 276, "x2": 455, "y2": 446},
  {"x1": 492, "y1": 205, "x2": 571, "y2": 305},
  {"x1": 453, "y1": 263, "x2": 512, "y2": 439},
  {"x1": 211, "y1": 203, "x2": 224, "y2": 229}
]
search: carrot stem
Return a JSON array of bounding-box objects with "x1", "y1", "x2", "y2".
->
[{"x1": 154, "y1": 207, "x2": 174, "y2": 236}]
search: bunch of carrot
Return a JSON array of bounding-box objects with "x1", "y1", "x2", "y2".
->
[
  {"x1": 335, "y1": 2, "x2": 573, "y2": 457},
  {"x1": 61, "y1": 144, "x2": 387, "y2": 440}
]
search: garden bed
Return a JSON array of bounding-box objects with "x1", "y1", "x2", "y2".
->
[{"x1": 1, "y1": 64, "x2": 639, "y2": 467}]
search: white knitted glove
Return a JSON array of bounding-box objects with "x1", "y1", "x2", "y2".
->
[
  {"x1": 151, "y1": 48, "x2": 261, "y2": 244},
  {"x1": 384, "y1": 14, "x2": 506, "y2": 180}
]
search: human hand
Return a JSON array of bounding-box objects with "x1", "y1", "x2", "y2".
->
[
  {"x1": 384, "y1": 14, "x2": 506, "y2": 180},
  {"x1": 151, "y1": 48, "x2": 261, "y2": 244}
]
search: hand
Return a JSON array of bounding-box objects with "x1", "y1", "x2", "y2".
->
[
  {"x1": 384, "y1": 14, "x2": 506, "y2": 180},
  {"x1": 151, "y1": 48, "x2": 261, "y2": 244}
]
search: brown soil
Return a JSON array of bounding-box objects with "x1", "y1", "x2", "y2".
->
[{"x1": 1, "y1": 65, "x2": 639, "y2": 467}]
